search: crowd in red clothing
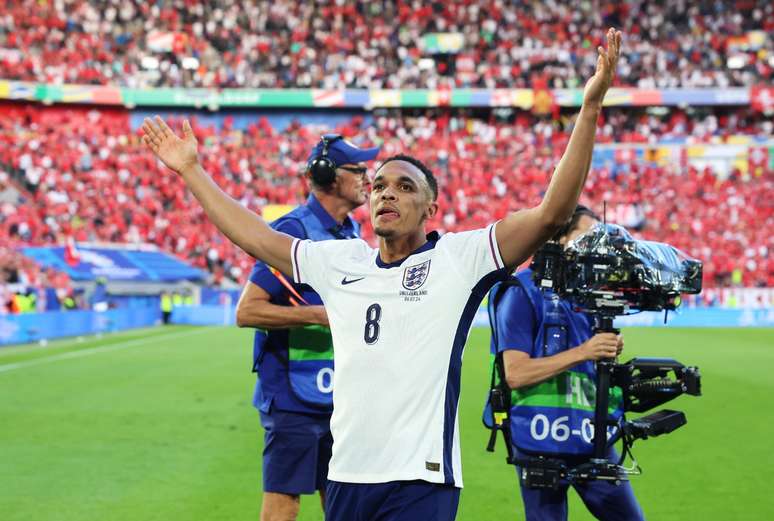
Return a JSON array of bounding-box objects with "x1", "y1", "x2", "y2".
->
[
  {"x1": 0, "y1": 0, "x2": 771, "y2": 89},
  {"x1": 1, "y1": 103, "x2": 771, "y2": 288}
]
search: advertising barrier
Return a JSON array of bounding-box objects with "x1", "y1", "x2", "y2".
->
[
  {"x1": 0, "y1": 308, "x2": 160, "y2": 346},
  {"x1": 2, "y1": 306, "x2": 769, "y2": 347},
  {"x1": 472, "y1": 306, "x2": 774, "y2": 329},
  {"x1": 172, "y1": 305, "x2": 774, "y2": 329},
  {"x1": 0, "y1": 80, "x2": 763, "y2": 109},
  {"x1": 170, "y1": 305, "x2": 235, "y2": 327}
]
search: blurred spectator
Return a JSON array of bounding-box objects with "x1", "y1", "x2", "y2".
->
[
  {"x1": 0, "y1": 1, "x2": 771, "y2": 89},
  {"x1": 0, "y1": 246, "x2": 75, "y2": 313}
]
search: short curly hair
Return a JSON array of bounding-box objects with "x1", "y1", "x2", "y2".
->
[{"x1": 376, "y1": 154, "x2": 438, "y2": 201}]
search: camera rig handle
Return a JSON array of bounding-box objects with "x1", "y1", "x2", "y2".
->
[
  {"x1": 592, "y1": 314, "x2": 619, "y2": 335},
  {"x1": 591, "y1": 313, "x2": 619, "y2": 459}
]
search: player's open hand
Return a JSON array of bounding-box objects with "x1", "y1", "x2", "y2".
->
[
  {"x1": 582, "y1": 28, "x2": 622, "y2": 109},
  {"x1": 142, "y1": 116, "x2": 199, "y2": 174}
]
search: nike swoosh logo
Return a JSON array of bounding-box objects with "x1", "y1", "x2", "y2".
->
[{"x1": 341, "y1": 276, "x2": 365, "y2": 285}]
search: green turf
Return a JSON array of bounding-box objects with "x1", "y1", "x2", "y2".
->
[{"x1": 1, "y1": 326, "x2": 772, "y2": 520}]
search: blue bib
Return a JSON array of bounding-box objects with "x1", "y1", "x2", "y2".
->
[
  {"x1": 252, "y1": 202, "x2": 359, "y2": 414},
  {"x1": 489, "y1": 271, "x2": 623, "y2": 456}
]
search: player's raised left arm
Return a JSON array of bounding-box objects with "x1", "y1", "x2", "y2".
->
[{"x1": 495, "y1": 28, "x2": 621, "y2": 269}]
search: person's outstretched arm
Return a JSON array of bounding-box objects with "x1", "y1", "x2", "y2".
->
[
  {"x1": 495, "y1": 28, "x2": 622, "y2": 269},
  {"x1": 141, "y1": 117, "x2": 293, "y2": 275},
  {"x1": 503, "y1": 333, "x2": 624, "y2": 389}
]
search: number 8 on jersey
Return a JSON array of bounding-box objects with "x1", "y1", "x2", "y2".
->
[{"x1": 364, "y1": 303, "x2": 382, "y2": 344}]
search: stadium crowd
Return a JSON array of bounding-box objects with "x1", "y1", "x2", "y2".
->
[
  {"x1": 1, "y1": 102, "x2": 771, "y2": 290},
  {"x1": 0, "y1": 0, "x2": 771, "y2": 89},
  {"x1": 0, "y1": 246, "x2": 78, "y2": 313}
]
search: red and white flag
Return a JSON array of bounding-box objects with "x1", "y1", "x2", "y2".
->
[
  {"x1": 751, "y1": 86, "x2": 774, "y2": 113},
  {"x1": 312, "y1": 89, "x2": 345, "y2": 107},
  {"x1": 64, "y1": 237, "x2": 81, "y2": 267}
]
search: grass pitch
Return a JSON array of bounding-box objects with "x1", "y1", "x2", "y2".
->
[{"x1": 1, "y1": 325, "x2": 772, "y2": 520}]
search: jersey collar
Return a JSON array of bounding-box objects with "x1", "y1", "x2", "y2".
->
[
  {"x1": 375, "y1": 231, "x2": 440, "y2": 268},
  {"x1": 307, "y1": 194, "x2": 357, "y2": 239}
]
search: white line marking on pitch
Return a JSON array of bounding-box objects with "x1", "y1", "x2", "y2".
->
[{"x1": 0, "y1": 328, "x2": 209, "y2": 374}]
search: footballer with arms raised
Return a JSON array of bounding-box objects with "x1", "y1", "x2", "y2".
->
[{"x1": 142, "y1": 28, "x2": 622, "y2": 521}]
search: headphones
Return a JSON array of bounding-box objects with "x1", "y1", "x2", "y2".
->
[{"x1": 308, "y1": 134, "x2": 343, "y2": 187}]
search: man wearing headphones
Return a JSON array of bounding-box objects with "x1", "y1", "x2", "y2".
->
[{"x1": 236, "y1": 135, "x2": 379, "y2": 521}]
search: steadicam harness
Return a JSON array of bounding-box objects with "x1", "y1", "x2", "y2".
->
[{"x1": 485, "y1": 278, "x2": 526, "y2": 465}]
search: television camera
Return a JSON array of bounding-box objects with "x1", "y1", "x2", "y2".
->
[{"x1": 489, "y1": 223, "x2": 703, "y2": 489}]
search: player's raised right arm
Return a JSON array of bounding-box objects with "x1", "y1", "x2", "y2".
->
[
  {"x1": 141, "y1": 116, "x2": 294, "y2": 276},
  {"x1": 494, "y1": 28, "x2": 621, "y2": 269}
]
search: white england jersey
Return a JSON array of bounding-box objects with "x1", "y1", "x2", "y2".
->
[{"x1": 291, "y1": 224, "x2": 505, "y2": 487}]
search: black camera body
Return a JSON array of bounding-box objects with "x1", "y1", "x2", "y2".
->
[
  {"x1": 532, "y1": 224, "x2": 702, "y2": 316},
  {"x1": 517, "y1": 224, "x2": 703, "y2": 488}
]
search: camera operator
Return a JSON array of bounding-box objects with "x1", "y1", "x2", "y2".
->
[{"x1": 488, "y1": 205, "x2": 645, "y2": 521}]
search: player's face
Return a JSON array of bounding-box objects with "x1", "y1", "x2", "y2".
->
[
  {"x1": 334, "y1": 162, "x2": 370, "y2": 207},
  {"x1": 370, "y1": 161, "x2": 437, "y2": 238},
  {"x1": 560, "y1": 214, "x2": 599, "y2": 247}
]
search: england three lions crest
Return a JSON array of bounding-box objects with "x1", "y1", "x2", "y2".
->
[{"x1": 402, "y1": 260, "x2": 431, "y2": 290}]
